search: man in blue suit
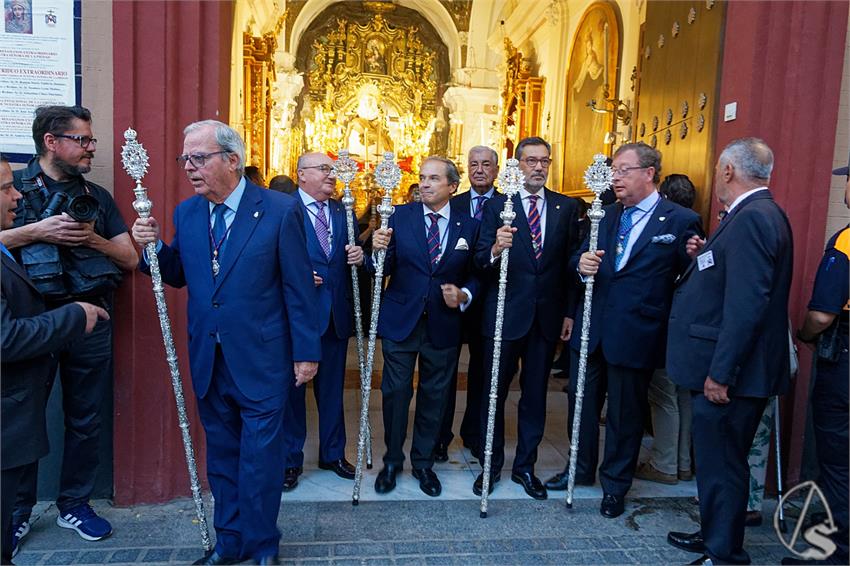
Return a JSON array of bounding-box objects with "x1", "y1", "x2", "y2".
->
[
  {"x1": 282, "y1": 152, "x2": 363, "y2": 492},
  {"x1": 436, "y1": 145, "x2": 500, "y2": 462},
  {"x1": 370, "y1": 156, "x2": 479, "y2": 497},
  {"x1": 545, "y1": 143, "x2": 702, "y2": 519},
  {"x1": 131, "y1": 121, "x2": 320, "y2": 566},
  {"x1": 666, "y1": 138, "x2": 793, "y2": 565},
  {"x1": 473, "y1": 137, "x2": 579, "y2": 500}
]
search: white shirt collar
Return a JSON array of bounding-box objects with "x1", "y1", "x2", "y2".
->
[
  {"x1": 520, "y1": 187, "x2": 545, "y2": 201},
  {"x1": 471, "y1": 187, "x2": 495, "y2": 199},
  {"x1": 727, "y1": 186, "x2": 768, "y2": 213},
  {"x1": 631, "y1": 190, "x2": 660, "y2": 212},
  {"x1": 423, "y1": 201, "x2": 451, "y2": 220},
  {"x1": 297, "y1": 187, "x2": 328, "y2": 208}
]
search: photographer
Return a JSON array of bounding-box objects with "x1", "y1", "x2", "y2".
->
[{"x1": 0, "y1": 106, "x2": 136, "y2": 549}]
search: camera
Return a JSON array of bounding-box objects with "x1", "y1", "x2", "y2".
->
[{"x1": 24, "y1": 189, "x2": 99, "y2": 222}]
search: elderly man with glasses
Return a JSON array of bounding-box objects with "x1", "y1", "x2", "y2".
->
[
  {"x1": 550, "y1": 142, "x2": 702, "y2": 520},
  {"x1": 132, "y1": 121, "x2": 320, "y2": 565},
  {"x1": 472, "y1": 136, "x2": 580, "y2": 500},
  {"x1": 1, "y1": 105, "x2": 137, "y2": 552}
]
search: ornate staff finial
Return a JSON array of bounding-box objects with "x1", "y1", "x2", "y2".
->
[
  {"x1": 498, "y1": 158, "x2": 525, "y2": 197},
  {"x1": 374, "y1": 151, "x2": 402, "y2": 193},
  {"x1": 121, "y1": 128, "x2": 149, "y2": 185},
  {"x1": 334, "y1": 149, "x2": 358, "y2": 186},
  {"x1": 583, "y1": 153, "x2": 612, "y2": 197}
]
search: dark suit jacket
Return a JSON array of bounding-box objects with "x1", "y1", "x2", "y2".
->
[
  {"x1": 298, "y1": 196, "x2": 359, "y2": 340},
  {"x1": 568, "y1": 197, "x2": 702, "y2": 369},
  {"x1": 667, "y1": 190, "x2": 793, "y2": 397},
  {"x1": 449, "y1": 188, "x2": 499, "y2": 220},
  {"x1": 1, "y1": 253, "x2": 85, "y2": 470},
  {"x1": 146, "y1": 182, "x2": 321, "y2": 402},
  {"x1": 474, "y1": 188, "x2": 579, "y2": 341},
  {"x1": 375, "y1": 202, "x2": 480, "y2": 349}
]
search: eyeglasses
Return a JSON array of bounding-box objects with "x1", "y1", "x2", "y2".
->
[
  {"x1": 54, "y1": 134, "x2": 97, "y2": 149},
  {"x1": 176, "y1": 151, "x2": 230, "y2": 168},
  {"x1": 611, "y1": 165, "x2": 648, "y2": 177},
  {"x1": 300, "y1": 164, "x2": 334, "y2": 175},
  {"x1": 519, "y1": 157, "x2": 551, "y2": 168}
]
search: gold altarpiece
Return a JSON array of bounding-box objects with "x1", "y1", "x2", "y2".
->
[
  {"x1": 243, "y1": 32, "x2": 277, "y2": 178},
  {"x1": 294, "y1": 3, "x2": 450, "y2": 214}
]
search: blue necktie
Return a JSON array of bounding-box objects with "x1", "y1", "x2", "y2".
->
[
  {"x1": 615, "y1": 207, "x2": 635, "y2": 270},
  {"x1": 473, "y1": 196, "x2": 485, "y2": 221},
  {"x1": 211, "y1": 203, "x2": 229, "y2": 268},
  {"x1": 427, "y1": 213, "x2": 441, "y2": 267}
]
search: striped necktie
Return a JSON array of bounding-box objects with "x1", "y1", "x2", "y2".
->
[
  {"x1": 473, "y1": 196, "x2": 485, "y2": 220},
  {"x1": 314, "y1": 201, "x2": 331, "y2": 257},
  {"x1": 527, "y1": 194, "x2": 542, "y2": 260},
  {"x1": 427, "y1": 212, "x2": 441, "y2": 267}
]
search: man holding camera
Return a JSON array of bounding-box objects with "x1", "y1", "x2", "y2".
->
[{"x1": 0, "y1": 106, "x2": 137, "y2": 547}]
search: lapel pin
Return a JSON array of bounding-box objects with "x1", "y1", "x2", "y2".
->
[
  {"x1": 253, "y1": 211, "x2": 259, "y2": 218},
  {"x1": 456, "y1": 221, "x2": 461, "y2": 226},
  {"x1": 659, "y1": 216, "x2": 666, "y2": 221},
  {"x1": 556, "y1": 204, "x2": 560, "y2": 209}
]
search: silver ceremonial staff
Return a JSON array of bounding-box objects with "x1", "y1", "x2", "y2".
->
[
  {"x1": 479, "y1": 158, "x2": 524, "y2": 518},
  {"x1": 333, "y1": 150, "x2": 373, "y2": 475},
  {"x1": 120, "y1": 129, "x2": 212, "y2": 551},
  {"x1": 566, "y1": 153, "x2": 613, "y2": 509},
  {"x1": 352, "y1": 151, "x2": 401, "y2": 505}
]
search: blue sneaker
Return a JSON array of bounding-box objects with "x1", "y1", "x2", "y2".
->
[
  {"x1": 56, "y1": 503, "x2": 113, "y2": 541},
  {"x1": 11, "y1": 520, "x2": 29, "y2": 558}
]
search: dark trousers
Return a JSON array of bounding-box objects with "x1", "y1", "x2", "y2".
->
[
  {"x1": 480, "y1": 323, "x2": 557, "y2": 475},
  {"x1": 381, "y1": 318, "x2": 457, "y2": 470},
  {"x1": 812, "y1": 348, "x2": 849, "y2": 560},
  {"x1": 2, "y1": 464, "x2": 26, "y2": 564},
  {"x1": 567, "y1": 347, "x2": 608, "y2": 483},
  {"x1": 438, "y1": 328, "x2": 485, "y2": 450},
  {"x1": 692, "y1": 393, "x2": 767, "y2": 565},
  {"x1": 599, "y1": 362, "x2": 653, "y2": 497},
  {"x1": 196, "y1": 347, "x2": 286, "y2": 561},
  {"x1": 283, "y1": 328, "x2": 347, "y2": 467},
  {"x1": 14, "y1": 318, "x2": 112, "y2": 521}
]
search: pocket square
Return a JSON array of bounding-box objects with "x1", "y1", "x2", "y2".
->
[
  {"x1": 454, "y1": 237, "x2": 469, "y2": 251},
  {"x1": 651, "y1": 234, "x2": 676, "y2": 244}
]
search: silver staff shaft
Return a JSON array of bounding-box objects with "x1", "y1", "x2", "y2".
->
[
  {"x1": 566, "y1": 153, "x2": 611, "y2": 509},
  {"x1": 121, "y1": 129, "x2": 210, "y2": 550},
  {"x1": 352, "y1": 152, "x2": 400, "y2": 505},
  {"x1": 479, "y1": 232, "x2": 512, "y2": 518},
  {"x1": 479, "y1": 159, "x2": 524, "y2": 518}
]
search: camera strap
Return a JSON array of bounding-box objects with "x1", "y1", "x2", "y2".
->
[{"x1": 34, "y1": 172, "x2": 92, "y2": 196}]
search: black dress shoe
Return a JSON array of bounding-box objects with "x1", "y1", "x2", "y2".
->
[
  {"x1": 511, "y1": 472, "x2": 547, "y2": 500},
  {"x1": 412, "y1": 467, "x2": 442, "y2": 496},
  {"x1": 374, "y1": 465, "x2": 399, "y2": 494},
  {"x1": 433, "y1": 443, "x2": 449, "y2": 463},
  {"x1": 472, "y1": 472, "x2": 500, "y2": 496},
  {"x1": 192, "y1": 550, "x2": 241, "y2": 565},
  {"x1": 255, "y1": 555, "x2": 280, "y2": 565},
  {"x1": 544, "y1": 470, "x2": 594, "y2": 490},
  {"x1": 600, "y1": 493, "x2": 625, "y2": 518},
  {"x1": 282, "y1": 466, "x2": 302, "y2": 492},
  {"x1": 667, "y1": 530, "x2": 706, "y2": 554},
  {"x1": 318, "y1": 458, "x2": 356, "y2": 480}
]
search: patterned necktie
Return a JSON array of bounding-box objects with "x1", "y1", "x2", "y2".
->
[
  {"x1": 314, "y1": 201, "x2": 331, "y2": 258},
  {"x1": 527, "y1": 194, "x2": 542, "y2": 260},
  {"x1": 427, "y1": 212, "x2": 441, "y2": 267},
  {"x1": 211, "y1": 203, "x2": 228, "y2": 255},
  {"x1": 473, "y1": 196, "x2": 485, "y2": 221},
  {"x1": 615, "y1": 207, "x2": 636, "y2": 270}
]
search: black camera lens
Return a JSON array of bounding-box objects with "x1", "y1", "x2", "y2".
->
[
  {"x1": 66, "y1": 195, "x2": 99, "y2": 222},
  {"x1": 40, "y1": 192, "x2": 69, "y2": 219}
]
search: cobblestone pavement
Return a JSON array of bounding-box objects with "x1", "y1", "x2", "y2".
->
[{"x1": 14, "y1": 497, "x2": 790, "y2": 565}]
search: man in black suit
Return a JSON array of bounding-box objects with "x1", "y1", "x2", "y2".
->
[
  {"x1": 473, "y1": 137, "x2": 579, "y2": 500},
  {"x1": 1, "y1": 154, "x2": 108, "y2": 563},
  {"x1": 435, "y1": 145, "x2": 500, "y2": 462},
  {"x1": 544, "y1": 143, "x2": 702, "y2": 519},
  {"x1": 666, "y1": 138, "x2": 793, "y2": 565}
]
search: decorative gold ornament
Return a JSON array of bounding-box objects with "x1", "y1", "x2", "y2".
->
[
  {"x1": 672, "y1": 21, "x2": 680, "y2": 38},
  {"x1": 697, "y1": 114, "x2": 705, "y2": 132},
  {"x1": 681, "y1": 100, "x2": 689, "y2": 118},
  {"x1": 665, "y1": 108, "x2": 673, "y2": 125},
  {"x1": 698, "y1": 92, "x2": 708, "y2": 109},
  {"x1": 650, "y1": 134, "x2": 657, "y2": 148},
  {"x1": 664, "y1": 129, "x2": 672, "y2": 145},
  {"x1": 658, "y1": 34, "x2": 665, "y2": 48},
  {"x1": 688, "y1": 7, "x2": 697, "y2": 24},
  {"x1": 680, "y1": 122, "x2": 688, "y2": 139},
  {"x1": 652, "y1": 116, "x2": 659, "y2": 131}
]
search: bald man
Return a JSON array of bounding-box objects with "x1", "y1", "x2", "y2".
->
[{"x1": 281, "y1": 152, "x2": 364, "y2": 491}]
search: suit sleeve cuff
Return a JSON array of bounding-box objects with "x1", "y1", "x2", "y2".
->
[{"x1": 459, "y1": 287, "x2": 472, "y2": 312}]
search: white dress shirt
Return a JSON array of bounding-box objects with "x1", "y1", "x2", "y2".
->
[{"x1": 616, "y1": 190, "x2": 661, "y2": 270}]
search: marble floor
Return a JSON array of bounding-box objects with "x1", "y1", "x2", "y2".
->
[{"x1": 283, "y1": 341, "x2": 697, "y2": 504}]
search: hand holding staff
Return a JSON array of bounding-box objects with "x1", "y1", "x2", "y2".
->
[
  {"x1": 479, "y1": 158, "x2": 525, "y2": 518},
  {"x1": 352, "y1": 152, "x2": 401, "y2": 505},
  {"x1": 121, "y1": 129, "x2": 211, "y2": 551},
  {"x1": 566, "y1": 154, "x2": 613, "y2": 509}
]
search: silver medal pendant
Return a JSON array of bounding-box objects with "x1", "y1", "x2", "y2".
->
[
  {"x1": 212, "y1": 256, "x2": 220, "y2": 276},
  {"x1": 616, "y1": 243, "x2": 624, "y2": 256}
]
